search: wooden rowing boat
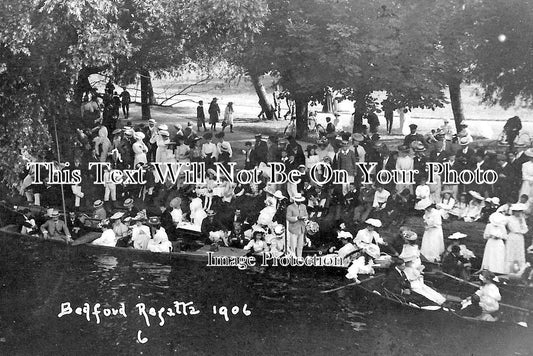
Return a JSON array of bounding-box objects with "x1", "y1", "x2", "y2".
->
[{"x1": 351, "y1": 273, "x2": 531, "y2": 327}]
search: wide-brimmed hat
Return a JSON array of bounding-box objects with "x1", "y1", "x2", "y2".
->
[
  {"x1": 291, "y1": 193, "x2": 305, "y2": 202},
  {"x1": 110, "y1": 212, "x2": 124, "y2": 220},
  {"x1": 157, "y1": 124, "x2": 168, "y2": 131},
  {"x1": 124, "y1": 198, "x2": 134, "y2": 207},
  {"x1": 418, "y1": 200, "x2": 433, "y2": 210},
  {"x1": 134, "y1": 131, "x2": 145, "y2": 140},
  {"x1": 337, "y1": 231, "x2": 354, "y2": 240},
  {"x1": 220, "y1": 142, "x2": 231, "y2": 152},
  {"x1": 363, "y1": 244, "x2": 380, "y2": 259},
  {"x1": 469, "y1": 191, "x2": 483, "y2": 201},
  {"x1": 411, "y1": 140, "x2": 426, "y2": 152},
  {"x1": 124, "y1": 129, "x2": 134, "y2": 137},
  {"x1": 274, "y1": 225, "x2": 285, "y2": 236},
  {"x1": 402, "y1": 230, "x2": 418, "y2": 241},
  {"x1": 448, "y1": 232, "x2": 467, "y2": 240},
  {"x1": 485, "y1": 197, "x2": 500, "y2": 205},
  {"x1": 459, "y1": 137, "x2": 470, "y2": 146},
  {"x1": 488, "y1": 212, "x2": 507, "y2": 226},
  {"x1": 148, "y1": 216, "x2": 161, "y2": 225},
  {"x1": 524, "y1": 148, "x2": 533, "y2": 158},
  {"x1": 266, "y1": 188, "x2": 285, "y2": 200},
  {"x1": 159, "y1": 130, "x2": 170, "y2": 137},
  {"x1": 352, "y1": 133, "x2": 364, "y2": 142},
  {"x1": 479, "y1": 270, "x2": 497, "y2": 282},
  {"x1": 365, "y1": 218, "x2": 382, "y2": 228},
  {"x1": 511, "y1": 203, "x2": 527, "y2": 211},
  {"x1": 93, "y1": 200, "x2": 103, "y2": 208}
]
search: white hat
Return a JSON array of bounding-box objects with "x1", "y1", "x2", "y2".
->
[
  {"x1": 274, "y1": 225, "x2": 284, "y2": 235},
  {"x1": 365, "y1": 218, "x2": 382, "y2": 228},
  {"x1": 489, "y1": 212, "x2": 507, "y2": 226},
  {"x1": 469, "y1": 191, "x2": 484, "y2": 201},
  {"x1": 485, "y1": 197, "x2": 500, "y2": 205},
  {"x1": 291, "y1": 193, "x2": 305, "y2": 202},
  {"x1": 524, "y1": 148, "x2": 533, "y2": 158},
  {"x1": 133, "y1": 131, "x2": 145, "y2": 140},
  {"x1": 158, "y1": 124, "x2": 168, "y2": 131},
  {"x1": 159, "y1": 130, "x2": 170, "y2": 137},
  {"x1": 148, "y1": 119, "x2": 156, "y2": 124},
  {"x1": 448, "y1": 232, "x2": 467, "y2": 240},
  {"x1": 363, "y1": 244, "x2": 380, "y2": 259},
  {"x1": 253, "y1": 226, "x2": 266, "y2": 234},
  {"x1": 418, "y1": 200, "x2": 433, "y2": 210},
  {"x1": 110, "y1": 212, "x2": 124, "y2": 220},
  {"x1": 459, "y1": 137, "x2": 470, "y2": 146},
  {"x1": 273, "y1": 190, "x2": 285, "y2": 200},
  {"x1": 337, "y1": 231, "x2": 354, "y2": 240},
  {"x1": 511, "y1": 203, "x2": 527, "y2": 211}
]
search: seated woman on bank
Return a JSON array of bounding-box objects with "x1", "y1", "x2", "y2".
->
[
  {"x1": 244, "y1": 228, "x2": 269, "y2": 256},
  {"x1": 436, "y1": 190, "x2": 455, "y2": 220},
  {"x1": 404, "y1": 256, "x2": 446, "y2": 305},
  {"x1": 268, "y1": 225, "x2": 286, "y2": 258},
  {"x1": 448, "y1": 192, "x2": 468, "y2": 220},
  {"x1": 463, "y1": 191, "x2": 485, "y2": 222},
  {"x1": 459, "y1": 270, "x2": 501, "y2": 321},
  {"x1": 131, "y1": 215, "x2": 151, "y2": 250},
  {"x1": 92, "y1": 219, "x2": 117, "y2": 247},
  {"x1": 354, "y1": 218, "x2": 385, "y2": 252},
  {"x1": 147, "y1": 216, "x2": 173, "y2": 253}
]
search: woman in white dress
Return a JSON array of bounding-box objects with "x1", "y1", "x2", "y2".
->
[
  {"x1": 481, "y1": 212, "x2": 508, "y2": 274},
  {"x1": 147, "y1": 217, "x2": 173, "y2": 253},
  {"x1": 395, "y1": 146, "x2": 414, "y2": 194},
  {"x1": 92, "y1": 220, "x2": 117, "y2": 247},
  {"x1": 131, "y1": 217, "x2": 151, "y2": 250},
  {"x1": 420, "y1": 202, "x2": 445, "y2": 262},
  {"x1": 404, "y1": 259, "x2": 446, "y2": 305},
  {"x1": 505, "y1": 203, "x2": 528, "y2": 273},
  {"x1": 222, "y1": 102, "x2": 234, "y2": 133},
  {"x1": 132, "y1": 131, "x2": 148, "y2": 167},
  {"x1": 519, "y1": 148, "x2": 533, "y2": 198},
  {"x1": 414, "y1": 176, "x2": 432, "y2": 210},
  {"x1": 150, "y1": 126, "x2": 170, "y2": 163},
  {"x1": 436, "y1": 190, "x2": 455, "y2": 220}
]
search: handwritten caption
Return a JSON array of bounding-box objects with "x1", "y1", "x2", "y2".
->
[{"x1": 57, "y1": 301, "x2": 251, "y2": 344}]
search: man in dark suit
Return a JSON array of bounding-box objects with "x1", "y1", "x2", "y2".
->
[
  {"x1": 267, "y1": 135, "x2": 280, "y2": 163},
  {"x1": 286, "y1": 135, "x2": 305, "y2": 167},
  {"x1": 403, "y1": 124, "x2": 425, "y2": 147},
  {"x1": 454, "y1": 137, "x2": 477, "y2": 193},
  {"x1": 197, "y1": 100, "x2": 207, "y2": 132},
  {"x1": 383, "y1": 258, "x2": 412, "y2": 295},
  {"x1": 503, "y1": 116, "x2": 522, "y2": 149},
  {"x1": 250, "y1": 134, "x2": 269, "y2": 167}
]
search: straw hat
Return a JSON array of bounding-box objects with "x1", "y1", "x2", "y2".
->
[
  {"x1": 93, "y1": 200, "x2": 103, "y2": 208},
  {"x1": 337, "y1": 231, "x2": 354, "y2": 240},
  {"x1": 148, "y1": 216, "x2": 161, "y2": 225},
  {"x1": 110, "y1": 212, "x2": 124, "y2": 220},
  {"x1": 134, "y1": 131, "x2": 145, "y2": 140},
  {"x1": 124, "y1": 198, "x2": 134, "y2": 208},
  {"x1": 524, "y1": 148, "x2": 533, "y2": 158},
  {"x1": 365, "y1": 218, "x2": 382, "y2": 228},
  {"x1": 469, "y1": 191, "x2": 484, "y2": 201},
  {"x1": 459, "y1": 137, "x2": 470, "y2": 146},
  {"x1": 448, "y1": 232, "x2": 467, "y2": 240},
  {"x1": 158, "y1": 124, "x2": 168, "y2": 131},
  {"x1": 511, "y1": 203, "x2": 527, "y2": 211},
  {"x1": 50, "y1": 210, "x2": 59, "y2": 218},
  {"x1": 291, "y1": 193, "x2": 305, "y2": 202},
  {"x1": 402, "y1": 230, "x2": 418, "y2": 241}
]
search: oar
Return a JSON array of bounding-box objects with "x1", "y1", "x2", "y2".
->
[
  {"x1": 437, "y1": 271, "x2": 533, "y2": 313},
  {"x1": 320, "y1": 274, "x2": 383, "y2": 294}
]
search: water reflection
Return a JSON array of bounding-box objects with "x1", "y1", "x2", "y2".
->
[{"x1": 0, "y1": 235, "x2": 531, "y2": 356}]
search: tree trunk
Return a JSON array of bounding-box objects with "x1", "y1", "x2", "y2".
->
[
  {"x1": 352, "y1": 91, "x2": 367, "y2": 133},
  {"x1": 295, "y1": 99, "x2": 308, "y2": 139},
  {"x1": 140, "y1": 69, "x2": 153, "y2": 120},
  {"x1": 448, "y1": 78, "x2": 465, "y2": 131},
  {"x1": 74, "y1": 66, "x2": 105, "y2": 105},
  {"x1": 250, "y1": 74, "x2": 276, "y2": 120}
]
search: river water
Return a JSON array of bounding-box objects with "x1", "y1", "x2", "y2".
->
[{"x1": 0, "y1": 234, "x2": 531, "y2": 356}]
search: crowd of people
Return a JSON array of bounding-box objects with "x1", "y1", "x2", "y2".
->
[{"x1": 12, "y1": 86, "x2": 533, "y2": 319}]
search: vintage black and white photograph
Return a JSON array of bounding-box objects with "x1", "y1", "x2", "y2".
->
[{"x1": 1, "y1": 0, "x2": 532, "y2": 355}]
